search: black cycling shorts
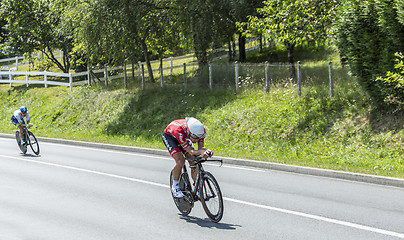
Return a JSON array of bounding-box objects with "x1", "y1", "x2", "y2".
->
[{"x1": 162, "y1": 132, "x2": 186, "y2": 157}]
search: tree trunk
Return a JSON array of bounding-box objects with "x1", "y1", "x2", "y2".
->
[
  {"x1": 141, "y1": 40, "x2": 154, "y2": 83},
  {"x1": 238, "y1": 33, "x2": 246, "y2": 62},
  {"x1": 194, "y1": 47, "x2": 208, "y2": 68},
  {"x1": 285, "y1": 41, "x2": 296, "y2": 80},
  {"x1": 192, "y1": 32, "x2": 208, "y2": 70},
  {"x1": 45, "y1": 47, "x2": 68, "y2": 73},
  {"x1": 228, "y1": 40, "x2": 233, "y2": 62},
  {"x1": 190, "y1": 14, "x2": 208, "y2": 71}
]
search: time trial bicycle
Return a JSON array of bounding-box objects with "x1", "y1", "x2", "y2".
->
[
  {"x1": 170, "y1": 156, "x2": 224, "y2": 223},
  {"x1": 15, "y1": 124, "x2": 40, "y2": 155}
]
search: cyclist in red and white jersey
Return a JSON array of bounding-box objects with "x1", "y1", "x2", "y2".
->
[{"x1": 162, "y1": 117, "x2": 213, "y2": 198}]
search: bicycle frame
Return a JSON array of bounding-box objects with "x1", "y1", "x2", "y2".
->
[{"x1": 184, "y1": 157, "x2": 222, "y2": 200}]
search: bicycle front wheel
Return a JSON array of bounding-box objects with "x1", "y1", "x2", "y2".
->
[
  {"x1": 199, "y1": 172, "x2": 224, "y2": 223},
  {"x1": 28, "y1": 131, "x2": 40, "y2": 155}
]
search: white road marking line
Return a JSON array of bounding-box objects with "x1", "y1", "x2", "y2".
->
[
  {"x1": 40, "y1": 141, "x2": 265, "y2": 171},
  {"x1": 221, "y1": 165, "x2": 265, "y2": 172},
  {"x1": 1, "y1": 153, "x2": 403, "y2": 238},
  {"x1": 0, "y1": 154, "x2": 168, "y2": 189},
  {"x1": 225, "y1": 198, "x2": 404, "y2": 239}
]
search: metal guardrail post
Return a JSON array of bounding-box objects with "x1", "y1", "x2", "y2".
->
[
  {"x1": 124, "y1": 64, "x2": 127, "y2": 89},
  {"x1": 297, "y1": 61, "x2": 301, "y2": 97},
  {"x1": 25, "y1": 71, "x2": 29, "y2": 87},
  {"x1": 329, "y1": 62, "x2": 334, "y2": 97},
  {"x1": 132, "y1": 63, "x2": 135, "y2": 80},
  {"x1": 209, "y1": 63, "x2": 213, "y2": 91},
  {"x1": 235, "y1": 63, "x2": 239, "y2": 94},
  {"x1": 104, "y1": 65, "x2": 108, "y2": 86},
  {"x1": 265, "y1": 62, "x2": 269, "y2": 93},
  {"x1": 160, "y1": 60, "x2": 164, "y2": 88},
  {"x1": 87, "y1": 65, "x2": 91, "y2": 85},
  {"x1": 9, "y1": 72, "x2": 12, "y2": 87},
  {"x1": 44, "y1": 71, "x2": 48, "y2": 88},
  {"x1": 141, "y1": 64, "x2": 145, "y2": 90},
  {"x1": 183, "y1": 63, "x2": 187, "y2": 94},
  {"x1": 69, "y1": 73, "x2": 72, "y2": 92},
  {"x1": 170, "y1": 56, "x2": 173, "y2": 75}
]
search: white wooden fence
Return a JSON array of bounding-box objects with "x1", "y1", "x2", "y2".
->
[
  {"x1": 0, "y1": 70, "x2": 73, "y2": 91},
  {"x1": 0, "y1": 66, "x2": 129, "y2": 92},
  {"x1": 0, "y1": 59, "x2": 198, "y2": 92}
]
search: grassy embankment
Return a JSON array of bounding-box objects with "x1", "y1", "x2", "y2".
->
[{"x1": 0, "y1": 46, "x2": 403, "y2": 178}]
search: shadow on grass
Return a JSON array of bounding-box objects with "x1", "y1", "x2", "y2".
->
[{"x1": 103, "y1": 85, "x2": 237, "y2": 141}]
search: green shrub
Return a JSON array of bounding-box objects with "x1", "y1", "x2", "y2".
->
[{"x1": 376, "y1": 52, "x2": 404, "y2": 110}]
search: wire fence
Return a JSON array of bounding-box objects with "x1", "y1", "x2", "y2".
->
[
  {"x1": 146, "y1": 61, "x2": 351, "y2": 97},
  {"x1": 0, "y1": 60, "x2": 351, "y2": 97}
]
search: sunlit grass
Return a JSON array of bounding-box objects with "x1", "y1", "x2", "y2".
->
[{"x1": 0, "y1": 45, "x2": 403, "y2": 179}]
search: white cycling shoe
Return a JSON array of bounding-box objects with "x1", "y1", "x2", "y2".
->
[{"x1": 171, "y1": 185, "x2": 184, "y2": 198}]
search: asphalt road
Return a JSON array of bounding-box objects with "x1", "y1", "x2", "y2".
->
[{"x1": 0, "y1": 137, "x2": 404, "y2": 240}]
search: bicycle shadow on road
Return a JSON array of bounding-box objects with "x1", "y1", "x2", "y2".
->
[
  {"x1": 20, "y1": 153, "x2": 41, "y2": 158},
  {"x1": 179, "y1": 215, "x2": 241, "y2": 230}
]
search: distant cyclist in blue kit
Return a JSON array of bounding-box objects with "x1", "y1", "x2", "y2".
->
[{"x1": 11, "y1": 106, "x2": 31, "y2": 145}]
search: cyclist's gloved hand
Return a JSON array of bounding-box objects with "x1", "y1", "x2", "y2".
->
[
  {"x1": 203, "y1": 149, "x2": 213, "y2": 159},
  {"x1": 27, "y1": 123, "x2": 33, "y2": 128}
]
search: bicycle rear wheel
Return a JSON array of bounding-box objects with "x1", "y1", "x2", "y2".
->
[
  {"x1": 199, "y1": 172, "x2": 224, "y2": 223},
  {"x1": 28, "y1": 131, "x2": 40, "y2": 155},
  {"x1": 15, "y1": 131, "x2": 27, "y2": 154},
  {"x1": 170, "y1": 171, "x2": 193, "y2": 216},
  {"x1": 15, "y1": 131, "x2": 20, "y2": 145}
]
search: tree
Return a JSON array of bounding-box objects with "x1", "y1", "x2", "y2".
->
[
  {"x1": 334, "y1": 0, "x2": 404, "y2": 102},
  {"x1": 66, "y1": 0, "x2": 179, "y2": 83},
  {"x1": 0, "y1": 0, "x2": 73, "y2": 72},
  {"x1": 175, "y1": 0, "x2": 234, "y2": 68},
  {"x1": 231, "y1": 0, "x2": 264, "y2": 62},
  {"x1": 242, "y1": 0, "x2": 338, "y2": 79}
]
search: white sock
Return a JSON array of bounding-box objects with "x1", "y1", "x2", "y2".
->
[{"x1": 172, "y1": 180, "x2": 179, "y2": 187}]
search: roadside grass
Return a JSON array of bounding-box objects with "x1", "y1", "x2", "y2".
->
[
  {"x1": 1, "y1": 46, "x2": 403, "y2": 178},
  {"x1": 1, "y1": 78, "x2": 403, "y2": 178}
]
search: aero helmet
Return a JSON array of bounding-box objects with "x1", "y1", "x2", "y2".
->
[
  {"x1": 186, "y1": 117, "x2": 206, "y2": 139},
  {"x1": 20, "y1": 106, "x2": 27, "y2": 112}
]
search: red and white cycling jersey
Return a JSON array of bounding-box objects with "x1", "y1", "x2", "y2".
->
[{"x1": 164, "y1": 119, "x2": 204, "y2": 150}]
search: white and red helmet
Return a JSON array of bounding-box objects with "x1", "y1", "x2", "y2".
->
[{"x1": 186, "y1": 117, "x2": 206, "y2": 139}]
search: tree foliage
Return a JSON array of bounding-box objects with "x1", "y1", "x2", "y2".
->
[
  {"x1": 175, "y1": 0, "x2": 234, "y2": 67},
  {"x1": 64, "y1": 0, "x2": 180, "y2": 82},
  {"x1": 0, "y1": 0, "x2": 72, "y2": 72},
  {"x1": 376, "y1": 52, "x2": 404, "y2": 109},
  {"x1": 242, "y1": 0, "x2": 338, "y2": 78},
  {"x1": 334, "y1": 0, "x2": 404, "y2": 103}
]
